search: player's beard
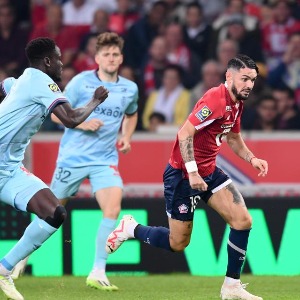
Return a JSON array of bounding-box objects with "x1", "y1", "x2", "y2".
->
[{"x1": 231, "y1": 84, "x2": 250, "y2": 101}]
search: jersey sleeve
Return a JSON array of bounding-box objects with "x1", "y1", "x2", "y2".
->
[
  {"x1": 32, "y1": 77, "x2": 68, "y2": 112},
  {"x1": 1, "y1": 77, "x2": 16, "y2": 96},
  {"x1": 188, "y1": 90, "x2": 224, "y2": 129},
  {"x1": 125, "y1": 83, "x2": 138, "y2": 115}
]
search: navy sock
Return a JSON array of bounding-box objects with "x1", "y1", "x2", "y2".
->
[
  {"x1": 134, "y1": 225, "x2": 172, "y2": 251},
  {"x1": 226, "y1": 227, "x2": 250, "y2": 279}
]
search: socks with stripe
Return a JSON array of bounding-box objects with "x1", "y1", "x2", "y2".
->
[{"x1": 226, "y1": 227, "x2": 250, "y2": 279}]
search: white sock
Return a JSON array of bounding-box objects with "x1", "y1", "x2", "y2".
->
[
  {"x1": 224, "y1": 276, "x2": 240, "y2": 285},
  {"x1": 127, "y1": 222, "x2": 138, "y2": 238},
  {"x1": 89, "y1": 268, "x2": 109, "y2": 282}
]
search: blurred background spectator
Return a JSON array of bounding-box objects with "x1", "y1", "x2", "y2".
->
[
  {"x1": 30, "y1": 3, "x2": 81, "y2": 65},
  {"x1": 1, "y1": 0, "x2": 300, "y2": 132},
  {"x1": 142, "y1": 35, "x2": 169, "y2": 97},
  {"x1": 261, "y1": 0, "x2": 300, "y2": 70},
  {"x1": 142, "y1": 64, "x2": 190, "y2": 130},
  {"x1": 73, "y1": 33, "x2": 98, "y2": 72},
  {"x1": 108, "y1": 0, "x2": 140, "y2": 36},
  {"x1": 148, "y1": 111, "x2": 167, "y2": 132},
  {"x1": 0, "y1": 4, "x2": 29, "y2": 77},
  {"x1": 189, "y1": 59, "x2": 223, "y2": 111},
  {"x1": 272, "y1": 86, "x2": 300, "y2": 130},
  {"x1": 267, "y1": 31, "x2": 300, "y2": 107},
  {"x1": 123, "y1": 1, "x2": 168, "y2": 70},
  {"x1": 243, "y1": 94, "x2": 279, "y2": 131},
  {"x1": 62, "y1": 0, "x2": 97, "y2": 26},
  {"x1": 182, "y1": 2, "x2": 212, "y2": 63}
]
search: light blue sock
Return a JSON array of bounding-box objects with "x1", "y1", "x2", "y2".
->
[
  {"x1": 0, "y1": 217, "x2": 57, "y2": 270},
  {"x1": 93, "y1": 218, "x2": 117, "y2": 270}
]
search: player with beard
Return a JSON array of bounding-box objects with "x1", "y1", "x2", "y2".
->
[
  {"x1": 0, "y1": 37, "x2": 108, "y2": 300},
  {"x1": 106, "y1": 54, "x2": 268, "y2": 300}
]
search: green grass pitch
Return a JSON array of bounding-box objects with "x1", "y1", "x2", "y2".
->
[{"x1": 5, "y1": 274, "x2": 300, "y2": 300}]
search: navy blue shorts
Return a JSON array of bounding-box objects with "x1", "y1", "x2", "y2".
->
[{"x1": 163, "y1": 164, "x2": 232, "y2": 221}]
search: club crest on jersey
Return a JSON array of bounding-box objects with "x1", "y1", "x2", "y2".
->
[
  {"x1": 195, "y1": 106, "x2": 212, "y2": 121},
  {"x1": 48, "y1": 83, "x2": 61, "y2": 93},
  {"x1": 178, "y1": 204, "x2": 189, "y2": 214}
]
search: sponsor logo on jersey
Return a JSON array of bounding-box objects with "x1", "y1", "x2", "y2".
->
[
  {"x1": 94, "y1": 106, "x2": 123, "y2": 118},
  {"x1": 226, "y1": 106, "x2": 232, "y2": 111},
  {"x1": 48, "y1": 83, "x2": 61, "y2": 93},
  {"x1": 221, "y1": 123, "x2": 234, "y2": 129},
  {"x1": 195, "y1": 106, "x2": 212, "y2": 121},
  {"x1": 178, "y1": 204, "x2": 189, "y2": 214}
]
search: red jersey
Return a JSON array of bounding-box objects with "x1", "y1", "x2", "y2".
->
[{"x1": 169, "y1": 83, "x2": 243, "y2": 177}]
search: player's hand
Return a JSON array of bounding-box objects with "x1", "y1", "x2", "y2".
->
[
  {"x1": 251, "y1": 157, "x2": 268, "y2": 177},
  {"x1": 80, "y1": 119, "x2": 103, "y2": 131},
  {"x1": 118, "y1": 137, "x2": 131, "y2": 154},
  {"x1": 93, "y1": 86, "x2": 109, "y2": 104},
  {"x1": 188, "y1": 172, "x2": 208, "y2": 191}
]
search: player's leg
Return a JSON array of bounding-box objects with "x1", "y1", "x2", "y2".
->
[
  {"x1": 86, "y1": 166, "x2": 123, "y2": 291},
  {"x1": 106, "y1": 164, "x2": 195, "y2": 253},
  {"x1": 208, "y1": 182, "x2": 262, "y2": 300},
  {"x1": 11, "y1": 165, "x2": 82, "y2": 280},
  {"x1": 0, "y1": 167, "x2": 66, "y2": 300}
]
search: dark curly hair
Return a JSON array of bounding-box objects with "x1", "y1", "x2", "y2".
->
[
  {"x1": 25, "y1": 37, "x2": 56, "y2": 64},
  {"x1": 227, "y1": 54, "x2": 259, "y2": 75}
]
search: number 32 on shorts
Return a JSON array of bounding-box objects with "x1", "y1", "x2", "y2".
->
[{"x1": 55, "y1": 167, "x2": 71, "y2": 183}]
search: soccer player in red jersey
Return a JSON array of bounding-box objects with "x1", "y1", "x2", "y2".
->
[{"x1": 106, "y1": 54, "x2": 268, "y2": 300}]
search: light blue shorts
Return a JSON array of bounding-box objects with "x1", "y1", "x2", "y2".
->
[
  {"x1": 50, "y1": 164, "x2": 123, "y2": 199},
  {"x1": 0, "y1": 165, "x2": 49, "y2": 211}
]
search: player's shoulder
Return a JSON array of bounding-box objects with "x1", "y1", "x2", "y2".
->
[
  {"x1": 1, "y1": 77, "x2": 17, "y2": 95},
  {"x1": 205, "y1": 84, "x2": 227, "y2": 105},
  {"x1": 118, "y1": 75, "x2": 138, "y2": 90},
  {"x1": 72, "y1": 69, "x2": 94, "y2": 81}
]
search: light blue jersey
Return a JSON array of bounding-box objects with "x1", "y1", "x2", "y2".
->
[
  {"x1": 1, "y1": 77, "x2": 17, "y2": 96},
  {"x1": 56, "y1": 70, "x2": 138, "y2": 167},
  {"x1": 0, "y1": 68, "x2": 68, "y2": 174}
]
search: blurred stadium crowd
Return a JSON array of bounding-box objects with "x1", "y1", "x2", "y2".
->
[{"x1": 0, "y1": 0, "x2": 300, "y2": 132}]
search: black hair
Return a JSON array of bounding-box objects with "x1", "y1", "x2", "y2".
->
[
  {"x1": 163, "y1": 64, "x2": 184, "y2": 81},
  {"x1": 273, "y1": 85, "x2": 295, "y2": 99},
  {"x1": 227, "y1": 54, "x2": 259, "y2": 75},
  {"x1": 149, "y1": 112, "x2": 166, "y2": 123},
  {"x1": 25, "y1": 37, "x2": 56, "y2": 64},
  {"x1": 186, "y1": 1, "x2": 203, "y2": 11}
]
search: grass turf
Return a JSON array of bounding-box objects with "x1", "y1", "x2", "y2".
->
[{"x1": 4, "y1": 274, "x2": 300, "y2": 300}]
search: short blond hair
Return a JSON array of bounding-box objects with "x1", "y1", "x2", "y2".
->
[{"x1": 96, "y1": 32, "x2": 124, "y2": 52}]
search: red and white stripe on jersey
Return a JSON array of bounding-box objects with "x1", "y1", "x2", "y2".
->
[{"x1": 169, "y1": 84, "x2": 243, "y2": 178}]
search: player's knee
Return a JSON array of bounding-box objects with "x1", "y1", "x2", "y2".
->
[
  {"x1": 170, "y1": 238, "x2": 190, "y2": 252},
  {"x1": 231, "y1": 213, "x2": 252, "y2": 230},
  {"x1": 45, "y1": 205, "x2": 67, "y2": 229}
]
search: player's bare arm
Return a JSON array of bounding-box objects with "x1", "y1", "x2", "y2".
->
[
  {"x1": 51, "y1": 115, "x2": 104, "y2": 132},
  {"x1": 226, "y1": 131, "x2": 268, "y2": 177},
  {"x1": 118, "y1": 112, "x2": 137, "y2": 154},
  {"x1": 178, "y1": 120, "x2": 208, "y2": 191},
  {"x1": 52, "y1": 86, "x2": 108, "y2": 128}
]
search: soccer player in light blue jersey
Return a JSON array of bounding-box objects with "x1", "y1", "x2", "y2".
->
[
  {"x1": 0, "y1": 37, "x2": 108, "y2": 300},
  {"x1": 49, "y1": 32, "x2": 139, "y2": 291}
]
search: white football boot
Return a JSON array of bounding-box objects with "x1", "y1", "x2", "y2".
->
[
  {"x1": 106, "y1": 215, "x2": 138, "y2": 254},
  {"x1": 11, "y1": 257, "x2": 29, "y2": 280},
  {"x1": 0, "y1": 273, "x2": 24, "y2": 300},
  {"x1": 220, "y1": 280, "x2": 263, "y2": 300}
]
